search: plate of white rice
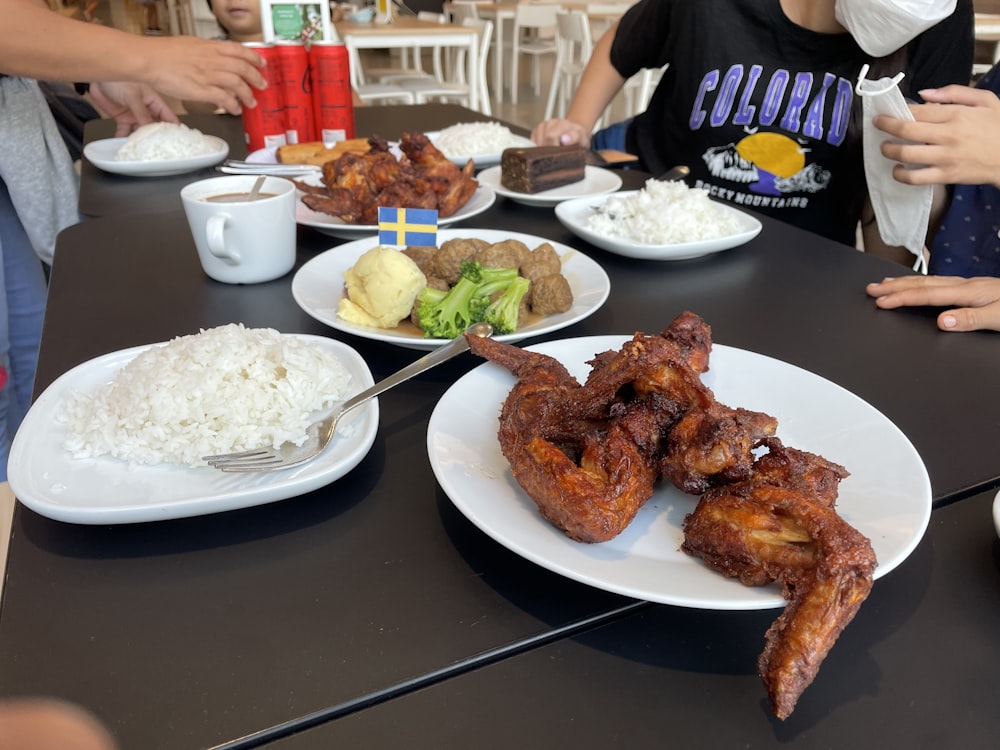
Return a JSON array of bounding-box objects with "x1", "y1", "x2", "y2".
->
[
  {"x1": 427, "y1": 123, "x2": 534, "y2": 168},
  {"x1": 84, "y1": 122, "x2": 229, "y2": 177},
  {"x1": 554, "y1": 179, "x2": 762, "y2": 260},
  {"x1": 7, "y1": 325, "x2": 378, "y2": 524}
]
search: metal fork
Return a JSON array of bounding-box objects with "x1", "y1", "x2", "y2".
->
[{"x1": 203, "y1": 323, "x2": 493, "y2": 472}]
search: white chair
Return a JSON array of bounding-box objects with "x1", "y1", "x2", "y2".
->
[
  {"x1": 622, "y1": 64, "x2": 666, "y2": 117},
  {"x1": 376, "y1": 11, "x2": 448, "y2": 85},
  {"x1": 544, "y1": 10, "x2": 593, "y2": 121},
  {"x1": 510, "y1": 2, "x2": 559, "y2": 105},
  {"x1": 346, "y1": 44, "x2": 417, "y2": 105},
  {"x1": 399, "y1": 18, "x2": 494, "y2": 115}
]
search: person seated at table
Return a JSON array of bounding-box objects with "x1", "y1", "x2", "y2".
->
[
  {"x1": 871, "y1": 62, "x2": 1000, "y2": 277},
  {"x1": 530, "y1": 0, "x2": 973, "y2": 262},
  {"x1": 0, "y1": 0, "x2": 267, "y2": 482}
]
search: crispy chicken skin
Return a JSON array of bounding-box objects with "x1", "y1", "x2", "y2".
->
[
  {"x1": 467, "y1": 312, "x2": 878, "y2": 719},
  {"x1": 682, "y1": 439, "x2": 875, "y2": 719},
  {"x1": 298, "y1": 132, "x2": 478, "y2": 223}
]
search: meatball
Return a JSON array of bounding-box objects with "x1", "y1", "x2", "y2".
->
[
  {"x1": 431, "y1": 238, "x2": 478, "y2": 284},
  {"x1": 474, "y1": 239, "x2": 531, "y2": 270},
  {"x1": 519, "y1": 243, "x2": 562, "y2": 282},
  {"x1": 529, "y1": 273, "x2": 574, "y2": 315},
  {"x1": 402, "y1": 245, "x2": 437, "y2": 277}
]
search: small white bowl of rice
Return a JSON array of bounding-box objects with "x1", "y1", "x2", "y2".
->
[
  {"x1": 84, "y1": 122, "x2": 229, "y2": 177},
  {"x1": 554, "y1": 178, "x2": 762, "y2": 261},
  {"x1": 427, "y1": 122, "x2": 534, "y2": 168}
]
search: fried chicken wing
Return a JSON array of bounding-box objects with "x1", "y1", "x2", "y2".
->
[{"x1": 682, "y1": 439, "x2": 874, "y2": 719}]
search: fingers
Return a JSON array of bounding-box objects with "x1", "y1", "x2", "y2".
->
[
  {"x1": 866, "y1": 275, "x2": 1000, "y2": 332},
  {"x1": 918, "y1": 85, "x2": 1000, "y2": 108}
]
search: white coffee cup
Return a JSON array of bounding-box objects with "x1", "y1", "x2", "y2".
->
[{"x1": 181, "y1": 175, "x2": 297, "y2": 284}]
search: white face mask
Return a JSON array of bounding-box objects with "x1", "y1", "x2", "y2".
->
[{"x1": 835, "y1": 0, "x2": 956, "y2": 57}]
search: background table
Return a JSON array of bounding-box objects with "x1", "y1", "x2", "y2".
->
[{"x1": 5, "y1": 104, "x2": 1000, "y2": 750}]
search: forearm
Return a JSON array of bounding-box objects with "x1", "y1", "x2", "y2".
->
[
  {"x1": 564, "y1": 25, "x2": 625, "y2": 131},
  {"x1": 0, "y1": 0, "x2": 153, "y2": 82}
]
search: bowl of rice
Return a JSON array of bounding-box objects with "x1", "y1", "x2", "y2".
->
[
  {"x1": 554, "y1": 179, "x2": 762, "y2": 261},
  {"x1": 6, "y1": 325, "x2": 379, "y2": 524},
  {"x1": 427, "y1": 122, "x2": 534, "y2": 168},
  {"x1": 83, "y1": 122, "x2": 229, "y2": 177}
]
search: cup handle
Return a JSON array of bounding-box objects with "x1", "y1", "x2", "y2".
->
[{"x1": 206, "y1": 215, "x2": 241, "y2": 265}]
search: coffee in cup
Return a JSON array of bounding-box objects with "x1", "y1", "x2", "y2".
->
[{"x1": 181, "y1": 175, "x2": 297, "y2": 284}]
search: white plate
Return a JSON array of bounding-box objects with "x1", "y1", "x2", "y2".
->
[
  {"x1": 425, "y1": 130, "x2": 535, "y2": 168},
  {"x1": 427, "y1": 336, "x2": 931, "y2": 610},
  {"x1": 994, "y1": 489, "x2": 1000, "y2": 538},
  {"x1": 554, "y1": 192, "x2": 763, "y2": 261},
  {"x1": 83, "y1": 136, "x2": 229, "y2": 177},
  {"x1": 295, "y1": 183, "x2": 497, "y2": 239},
  {"x1": 478, "y1": 165, "x2": 623, "y2": 207},
  {"x1": 291, "y1": 228, "x2": 611, "y2": 351},
  {"x1": 7, "y1": 335, "x2": 378, "y2": 525}
]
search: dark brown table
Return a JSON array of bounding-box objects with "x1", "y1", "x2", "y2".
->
[
  {"x1": 245, "y1": 488, "x2": 1000, "y2": 750},
  {"x1": 3, "y1": 105, "x2": 999, "y2": 750}
]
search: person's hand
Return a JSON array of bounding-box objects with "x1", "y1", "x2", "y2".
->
[
  {"x1": 88, "y1": 81, "x2": 179, "y2": 136},
  {"x1": 866, "y1": 274, "x2": 1000, "y2": 332},
  {"x1": 531, "y1": 118, "x2": 590, "y2": 147},
  {"x1": 872, "y1": 85, "x2": 1000, "y2": 189},
  {"x1": 139, "y1": 36, "x2": 267, "y2": 115}
]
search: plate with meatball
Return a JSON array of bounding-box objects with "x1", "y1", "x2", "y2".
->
[{"x1": 291, "y1": 229, "x2": 611, "y2": 350}]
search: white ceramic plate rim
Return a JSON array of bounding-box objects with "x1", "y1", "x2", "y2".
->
[
  {"x1": 425, "y1": 130, "x2": 535, "y2": 168},
  {"x1": 993, "y1": 489, "x2": 1000, "y2": 538},
  {"x1": 291, "y1": 228, "x2": 611, "y2": 350},
  {"x1": 554, "y1": 192, "x2": 764, "y2": 260},
  {"x1": 7, "y1": 335, "x2": 378, "y2": 524},
  {"x1": 477, "y1": 165, "x2": 623, "y2": 206},
  {"x1": 295, "y1": 184, "x2": 496, "y2": 239},
  {"x1": 427, "y1": 335, "x2": 931, "y2": 610},
  {"x1": 83, "y1": 136, "x2": 229, "y2": 176}
]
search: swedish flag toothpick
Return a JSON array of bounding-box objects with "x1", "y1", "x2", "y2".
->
[{"x1": 377, "y1": 207, "x2": 439, "y2": 247}]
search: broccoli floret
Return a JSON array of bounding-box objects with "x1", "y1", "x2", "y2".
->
[
  {"x1": 483, "y1": 276, "x2": 531, "y2": 335},
  {"x1": 415, "y1": 262, "x2": 522, "y2": 338},
  {"x1": 415, "y1": 277, "x2": 482, "y2": 339}
]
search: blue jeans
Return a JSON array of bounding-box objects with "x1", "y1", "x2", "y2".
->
[
  {"x1": 0, "y1": 179, "x2": 48, "y2": 481},
  {"x1": 591, "y1": 118, "x2": 633, "y2": 153}
]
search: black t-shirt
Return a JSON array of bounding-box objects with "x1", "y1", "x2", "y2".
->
[{"x1": 611, "y1": 0, "x2": 974, "y2": 246}]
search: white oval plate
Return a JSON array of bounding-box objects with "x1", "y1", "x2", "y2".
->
[
  {"x1": 477, "y1": 165, "x2": 623, "y2": 207},
  {"x1": 296, "y1": 183, "x2": 496, "y2": 239},
  {"x1": 428, "y1": 336, "x2": 931, "y2": 610},
  {"x1": 994, "y1": 489, "x2": 1000, "y2": 538},
  {"x1": 291, "y1": 228, "x2": 611, "y2": 351},
  {"x1": 83, "y1": 136, "x2": 229, "y2": 177},
  {"x1": 425, "y1": 130, "x2": 535, "y2": 168},
  {"x1": 554, "y1": 191, "x2": 763, "y2": 260},
  {"x1": 7, "y1": 335, "x2": 378, "y2": 524}
]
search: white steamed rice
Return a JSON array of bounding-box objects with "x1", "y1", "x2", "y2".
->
[
  {"x1": 433, "y1": 122, "x2": 520, "y2": 156},
  {"x1": 115, "y1": 122, "x2": 219, "y2": 162},
  {"x1": 61, "y1": 324, "x2": 353, "y2": 467},
  {"x1": 585, "y1": 179, "x2": 745, "y2": 244}
]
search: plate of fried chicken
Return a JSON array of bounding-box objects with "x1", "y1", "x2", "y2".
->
[
  {"x1": 428, "y1": 312, "x2": 931, "y2": 719},
  {"x1": 292, "y1": 132, "x2": 496, "y2": 239}
]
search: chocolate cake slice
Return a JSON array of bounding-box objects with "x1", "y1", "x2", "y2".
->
[{"x1": 500, "y1": 146, "x2": 587, "y2": 194}]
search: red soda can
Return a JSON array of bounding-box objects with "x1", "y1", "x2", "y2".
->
[
  {"x1": 309, "y1": 41, "x2": 356, "y2": 143},
  {"x1": 241, "y1": 43, "x2": 286, "y2": 152},
  {"x1": 275, "y1": 41, "x2": 316, "y2": 144}
]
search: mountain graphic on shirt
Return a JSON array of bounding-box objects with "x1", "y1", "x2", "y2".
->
[{"x1": 702, "y1": 132, "x2": 830, "y2": 197}]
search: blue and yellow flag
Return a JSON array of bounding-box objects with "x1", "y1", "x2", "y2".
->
[{"x1": 377, "y1": 206, "x2": 439, "y2": 247}]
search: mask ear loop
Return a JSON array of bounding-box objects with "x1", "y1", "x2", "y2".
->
[{"x1": 854, "y1": 64, "x2": 907, "y2": 96}]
